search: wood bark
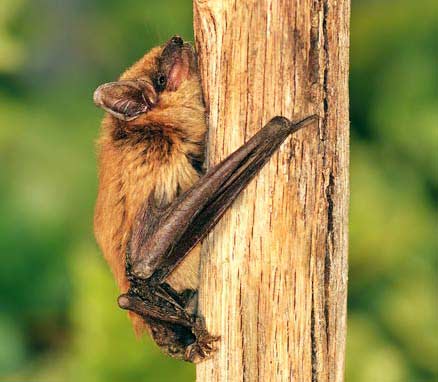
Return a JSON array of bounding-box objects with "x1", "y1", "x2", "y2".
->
[{"x1": 193, "y1": 0, "x2": 349, "y2": 381}]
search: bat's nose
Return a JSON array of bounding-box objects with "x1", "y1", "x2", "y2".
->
[{"x1": 170, "y1": 35, "x2": 184, "y2": 46}]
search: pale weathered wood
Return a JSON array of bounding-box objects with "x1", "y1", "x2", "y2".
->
[{"x1": 193, "y1": 1, "x2": 349, "y2": 381}]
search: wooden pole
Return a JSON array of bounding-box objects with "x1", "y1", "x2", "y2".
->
[{"x1": 193, "y1": 0, "x2": 349, "y2": 381}]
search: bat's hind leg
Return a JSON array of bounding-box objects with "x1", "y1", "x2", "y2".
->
[
  {"x1": 118, "y1": 281, "x2": 219, "y2": 362},
  {"x1": 184, "y1": 315, "x2": 218, "y2": 362}
]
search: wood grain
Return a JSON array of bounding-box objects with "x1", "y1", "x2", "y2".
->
[{"x1": 193, "y1": 0, "x2": 349, "y2": 380}]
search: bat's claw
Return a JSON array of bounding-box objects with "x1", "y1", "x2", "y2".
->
[{"x1": 184, "y1": 316, "x2": 220, "y2": 363}]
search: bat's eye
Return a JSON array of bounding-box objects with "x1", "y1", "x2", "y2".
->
[{"x1": 155, "y1": 73, "x2": 167, "y2": 91}]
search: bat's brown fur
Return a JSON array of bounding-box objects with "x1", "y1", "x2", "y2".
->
[{"x1": 94, "y1": 43, "x2": 207, "y2": 335}]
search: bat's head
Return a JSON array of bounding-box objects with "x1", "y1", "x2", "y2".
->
[{"x1": 93, "y1": 36, "x2": 204, "y2": 127}]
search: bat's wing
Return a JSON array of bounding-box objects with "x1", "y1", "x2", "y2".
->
[{"x1": 128, "y1": 115, "x2": 317, "y2": 285}]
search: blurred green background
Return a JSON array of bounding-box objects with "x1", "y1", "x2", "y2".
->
[{"x1": 0, "y1": 0, "x2": 436, "y2": 381}]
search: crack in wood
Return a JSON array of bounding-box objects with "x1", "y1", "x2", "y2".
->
[
  {"x1": 325, "y1": 171, "x2": 335, "y2": 348},
  {"x1": 311, "y1": 286, "x2": 318, "y2": 382}
]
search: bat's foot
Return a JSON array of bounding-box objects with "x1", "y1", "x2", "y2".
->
[{"x1": 184, "y1": 316, "x2": 220, "y2": 363}]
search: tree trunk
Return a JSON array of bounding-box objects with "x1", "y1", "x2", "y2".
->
[{"x1": 193, "y1": 0, "x2": 349, "y2": 381}]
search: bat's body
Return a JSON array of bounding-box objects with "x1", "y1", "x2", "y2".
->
[
  {"x1": 94, "y1": 37, "x2": 206, "y2": 346},
  {"x1": 94, "y1": 36, "x2": 316, "y2": 362},
  {"x1": 94, "y1": 39, "x2": 205, "y2": 296}
]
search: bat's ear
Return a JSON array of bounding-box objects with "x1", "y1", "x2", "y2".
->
[
  {"x1": 93, "y1": 80, "x2": 157, "y2": 121},
  {"x1": 167, "y1": 54, "x2": 190, "y2": 91},
  {"x1": 160, "y1": 36, "x2": 195, "y2": 91}
]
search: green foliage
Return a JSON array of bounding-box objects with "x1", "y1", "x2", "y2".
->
[
  {"x1": 0, "y1": 0, "x2": 435, "y2": 381},
  {"x1": 0, "y1": 0, "x2": 26, "y2": 71},
  {"x1": 348, "y1": 0, "x2": 437, "y2": 380}
]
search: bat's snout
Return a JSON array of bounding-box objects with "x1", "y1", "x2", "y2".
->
[{"x1": 169, "y1": 35, "x2": 184, "y2": 46}]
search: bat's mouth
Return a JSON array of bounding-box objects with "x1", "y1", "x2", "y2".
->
[{"x1": 93, "y1": 79, "x2": 158, "y2": 121}]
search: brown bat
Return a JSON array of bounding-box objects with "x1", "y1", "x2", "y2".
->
[{"x1": 93, "y1": 36, "x2": 317, "y2": 362}]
